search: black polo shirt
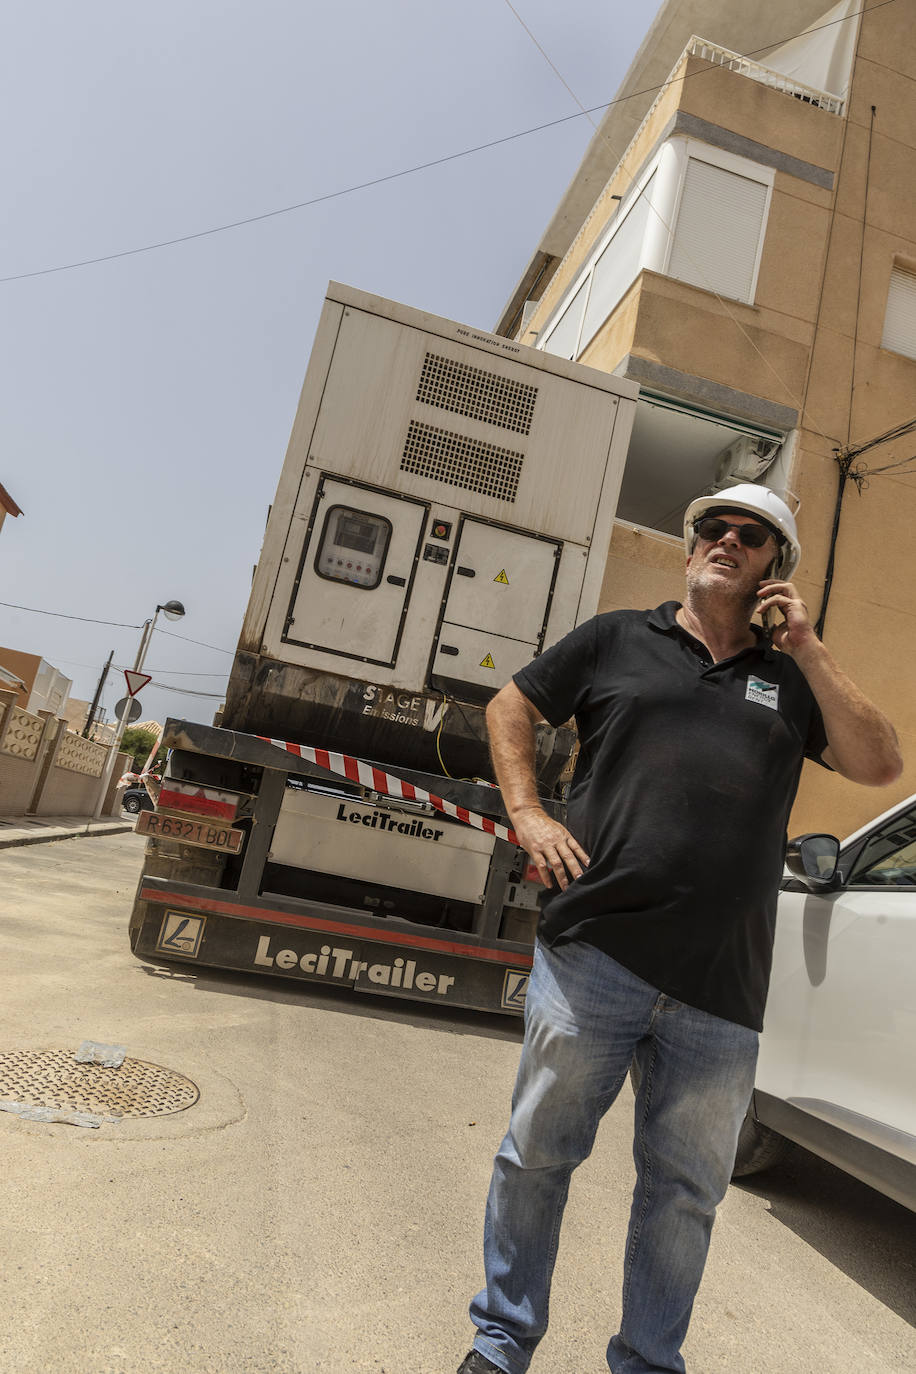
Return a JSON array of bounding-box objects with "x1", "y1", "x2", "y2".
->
[{"x1": 513, "y1": 602, "x2": 829, "y2": 1030}]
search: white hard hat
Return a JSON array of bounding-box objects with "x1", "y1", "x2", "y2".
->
[{"x1": 684, "y1": 484, "x2": 801, "y2": 580}]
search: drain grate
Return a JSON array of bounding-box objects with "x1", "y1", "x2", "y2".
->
[{"x1": 0, "y1": 1049, "x2": 199, "y2": 1119}]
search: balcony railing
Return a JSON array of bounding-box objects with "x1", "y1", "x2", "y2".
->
[{"x1": 685, "y1": 36, "x2": 845, "y2": 116}]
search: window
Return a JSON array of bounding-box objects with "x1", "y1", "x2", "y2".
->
[
  {"x1": 541, "y1": 281, "x2": 588, "y2": 361},
  {"x1": 881, "y1": 267, "x2": 916, "y2": 361},
  {"x1": 536, "y1": 139, "x2": 773, "y2": 361},
  {"x1": 848, "y1": 805, "x2": 916, "y2": 886},
  {"x1": 540, "y1": 171, "x2": 660, "y2": 359},
  {"x1": 579, "y1": 174, "x2": 656, "y2": 352},
  {"x1": 666, "y1": 157, "x2": 770, "y2": 303}
]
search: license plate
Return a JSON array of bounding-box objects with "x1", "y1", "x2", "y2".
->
[{"x1": 136, "y1": 809, "x2": 244, "y2": 854}]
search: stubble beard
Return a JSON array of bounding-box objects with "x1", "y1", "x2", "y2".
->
[{"x1": 685, "y1": 561, "x2": 758, "y2": 620}]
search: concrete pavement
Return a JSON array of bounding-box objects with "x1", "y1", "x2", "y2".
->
[
  {"x1": 0, "y1": 812, "x2": 133, "y2": 849},
  {"x1": 0, "y1": 832, "x2": 913, "y2": 1374}
]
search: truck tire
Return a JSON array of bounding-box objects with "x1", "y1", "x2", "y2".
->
[{"x1": 731, "y1": 1105, "x2": 790, "y2": 1177}]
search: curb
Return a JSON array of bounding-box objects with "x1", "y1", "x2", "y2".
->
[{"x1": 0, "y1": 822, "x2": 136, "y2": 851}]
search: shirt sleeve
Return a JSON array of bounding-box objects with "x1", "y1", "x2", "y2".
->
[
  {"x1": 804, "y1": 696, "x2": 832, "y2": 769},
  {"x1": 512, "y1": 617, "x2": 598, "y2": 727}
]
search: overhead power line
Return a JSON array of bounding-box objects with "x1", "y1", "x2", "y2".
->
[
  {"x1": 157, "y1": 628, "x2": 235, "y2": 655},
  {"x1": 148, "y1": 680, "x2": 226, "y2": 699},
  {"x1": 119, "y1": 667, "x2": 230, "y2": 678},
  {"x1": 0, "y1": 0, "x2": 898, "y2": 287},
  {"x1": 0, "y1": 599, "x2": 235, "y2": 656},
  {"x1": 0, "y1": 600, "x2": 141, "y2": 628}
]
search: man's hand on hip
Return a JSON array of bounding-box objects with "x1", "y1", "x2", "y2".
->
[{"x1": 513, "y1": 805, "x2": 589, "y2": 891}]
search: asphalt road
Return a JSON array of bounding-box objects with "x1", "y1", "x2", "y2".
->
[{"x1": 0, "y1": 832, "x2": 913, "y2": 1374}]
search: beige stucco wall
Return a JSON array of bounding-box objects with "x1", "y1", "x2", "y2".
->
[
  {"x1": 515, "y1": 2, "x2": 916, "y2": 842},
  {"x1": 782, "y1": 0, "x2": 916, "y2": 837},
  {"x1": 0, "y1": 689, "x2": 130, "y2": 817},
  {"x1": 599, "y1": 523, "x2": 685, "y2": 613}
]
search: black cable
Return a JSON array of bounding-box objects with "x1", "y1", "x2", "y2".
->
[
  {"x1": 155, "y1": 628, "x2": 235, "y2": 654},
  {"x1": 0, "y1": 600, "x2": 141, "y2": 628},
  {"x1": 0, "y1": 108, "x2": 614, "y2": 285},
  {"x1": 147, "y1": 680, "x2": 226, "y2": 699},
  {"x1": 0, "y1": 0, "x2": 899, "y2": 287},
  {"x1": 815, "y1": 102, "x2": 879, "y2": 638}
]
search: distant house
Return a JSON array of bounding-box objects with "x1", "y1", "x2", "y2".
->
[
  {"x1": 0, "y1": 647, "x2": 72, "y2": 716},
  {"x1": 0, "y1": 483, "x2": 22, "y2": 537},
  {"x1": 0, "y1": 663, "x2": 27, "y2": 693}
]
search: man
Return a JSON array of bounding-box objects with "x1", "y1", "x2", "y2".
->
[{"x1": 459, "y1": 484, "x2": 901, "y2": 1374}]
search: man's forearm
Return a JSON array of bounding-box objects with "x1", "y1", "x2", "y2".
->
[
  {"x1": 793, "y1": 639, "x2": 902, "y2": 785},
  {"x1": 485, "y1": 681, "x2": 589, "y2": 889},
  {"x1": 485, "y1": 685, "x2": 544, "y2": 823}
]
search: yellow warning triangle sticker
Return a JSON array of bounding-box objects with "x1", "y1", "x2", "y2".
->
[
  {"x1": 480, "y1": 653, "x2": 496, "y2": 670},
  {"x1": 494, "y1": 569, "x2": 510, "y2": 584}
]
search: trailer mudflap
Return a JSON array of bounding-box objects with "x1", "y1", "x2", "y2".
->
[{"x1": 133, "y1": 881, "x2": 532, "y2": 1016}]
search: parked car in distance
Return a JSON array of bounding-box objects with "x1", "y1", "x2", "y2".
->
[
  {"x1": 733, "y1": 792, "x2": 916, "y2": 1212},
  {"x1": 121, "y1": 786, "x2": 155, "y2": 815}
]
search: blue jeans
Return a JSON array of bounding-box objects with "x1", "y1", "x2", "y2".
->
[{"x1": 469, "y1": 939, "x2": 758, "y2": 1374}]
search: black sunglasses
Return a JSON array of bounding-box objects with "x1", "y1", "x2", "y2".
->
[{"x1": 693, "y1": 517, "x2": 776, "y2": 549}]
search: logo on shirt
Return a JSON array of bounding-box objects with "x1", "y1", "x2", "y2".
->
[{"x1": 746, "y1": 676, "x2": 779, "y2": 711}]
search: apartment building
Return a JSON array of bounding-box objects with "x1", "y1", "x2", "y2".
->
[{"x1": 496, "y1": 0, "x2": 916, "y2": 836}]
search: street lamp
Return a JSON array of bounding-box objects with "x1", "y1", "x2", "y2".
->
[{"x1": 92, "y1": 599, "x2": 186, "y2": 819}]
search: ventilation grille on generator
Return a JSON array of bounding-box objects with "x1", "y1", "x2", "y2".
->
[
  {"x1": 416, "y1": 352, "x2": 537, "y2": 435},
  {"x1": 400, "y1": 420, "x2": 523, "y2": 502}
]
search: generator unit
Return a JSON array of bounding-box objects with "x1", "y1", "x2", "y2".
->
[
  {"x1": 129, "y1": 284, "x2": 638, "y2": 1015},
  {"x1": 223, "y1": 283, "x2": 637, "y2": 781}
]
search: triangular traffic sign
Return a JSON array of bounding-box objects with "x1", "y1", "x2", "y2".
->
[{"x1": 124, "y1": 670, "x2": 152, "y2": 697}]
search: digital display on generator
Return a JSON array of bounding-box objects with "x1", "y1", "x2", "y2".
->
[{"x1": 315, "y1": 506, "x2": 392, "y2": 588}]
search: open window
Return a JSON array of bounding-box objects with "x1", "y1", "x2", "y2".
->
[{"x1": 615, "y1": 393, "x2": 786, "y2": 536}]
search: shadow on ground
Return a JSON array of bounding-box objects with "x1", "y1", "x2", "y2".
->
[
  {"x1": 734, "y1": 1144, "x2": 916, "y2": 1327},
  {"x1": 136, "y1": 956, "x2": 525, "y2": 1043}
]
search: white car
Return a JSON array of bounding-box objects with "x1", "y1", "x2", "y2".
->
[{"x1": 733, "y1": 793, "x2": 916, "y2": 1212}]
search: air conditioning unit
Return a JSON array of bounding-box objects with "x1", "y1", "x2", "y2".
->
[{"x1": 714, "y1": 435, "x2": 781, "y2": 488}]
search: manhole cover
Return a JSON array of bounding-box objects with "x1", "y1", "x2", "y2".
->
[{"x1": 0, "y1": 1050, "x2": 199, "y2": 1118}]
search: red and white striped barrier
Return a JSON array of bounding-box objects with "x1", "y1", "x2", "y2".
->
[{"x1": 256, "y1": 736, "x2": 519, "y2": 847}]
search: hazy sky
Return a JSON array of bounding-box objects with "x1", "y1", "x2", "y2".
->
[{"x1": 1, "y1": 1, "x2": 663, "y2": 730}]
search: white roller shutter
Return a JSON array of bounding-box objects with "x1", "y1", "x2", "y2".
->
[
  {"x1": 667, "y1": 158, "x2": 769, "y2": 304},
  {"x1": 882, "y1": 267, "x2": 916, "y2": 360}
]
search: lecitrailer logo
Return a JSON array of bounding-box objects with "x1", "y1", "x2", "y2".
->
[
  {"x1": 254, "y1": 936, "x2": 456, "y2": 996},
  {"x1": 334, "y1": 802, "x2": 445, "y2": 841}
]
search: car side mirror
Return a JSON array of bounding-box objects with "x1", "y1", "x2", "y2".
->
[{"x1": 785, "y1": 833, "x2": 841, "y2": 890}]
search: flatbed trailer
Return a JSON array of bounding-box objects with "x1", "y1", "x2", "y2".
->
[{"x1": 129, "y1": 719, "x2": 555, "y2": 1015}]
